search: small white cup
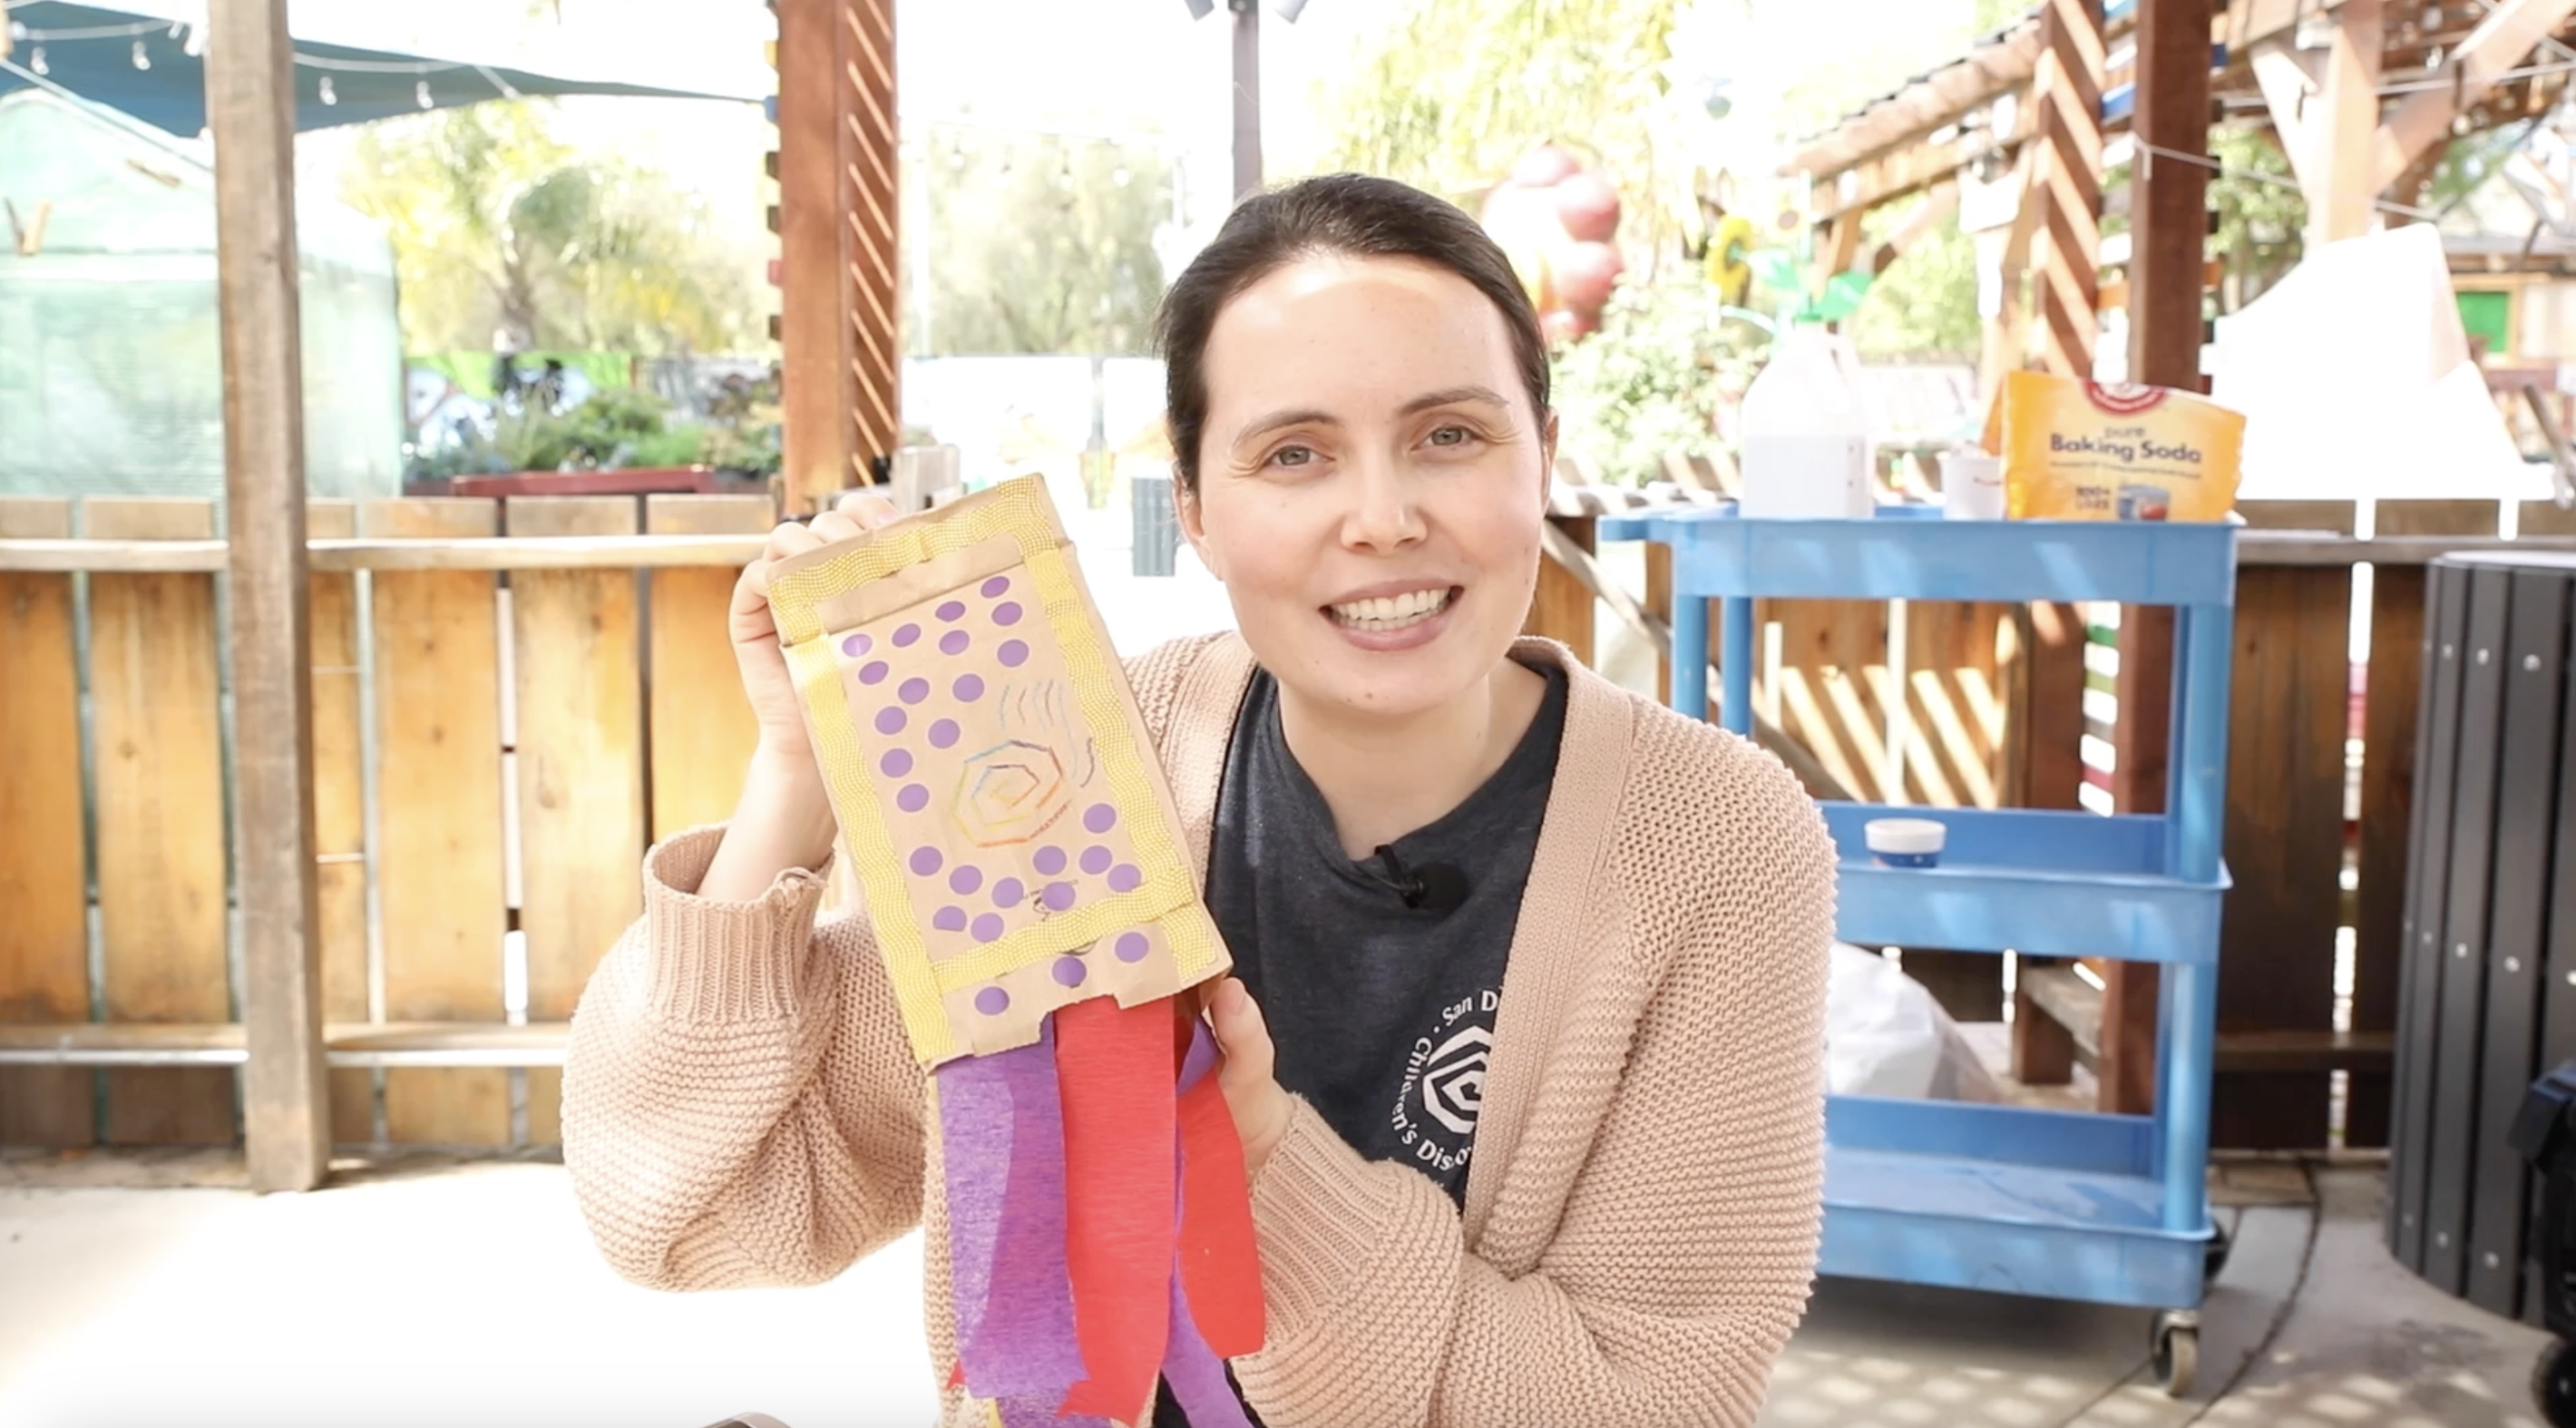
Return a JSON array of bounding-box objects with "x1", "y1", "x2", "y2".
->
[
  {"x1": 1939, "y1": 449, "x2": 2006, "y2": 521},
  {"x1": 1865, "y1": 817, "x2": 1947, "y2": 868}
]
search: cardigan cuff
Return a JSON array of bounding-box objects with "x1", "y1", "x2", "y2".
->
[
  {"x1": 1247, "y1": 1096, "x2": 1397, "y2": 1344},
  {"x1": 639, "y1": 825, "x2": 828, "y2": 1023}
]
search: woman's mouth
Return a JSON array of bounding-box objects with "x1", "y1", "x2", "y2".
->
[{"x1": 1325, "y1": 585, "x2": 1458, "y2": 633}]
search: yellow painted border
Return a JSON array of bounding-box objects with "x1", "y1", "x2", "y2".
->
[{"x1": 768, "y1": 475, "x2": 1219, "y2": 1062}]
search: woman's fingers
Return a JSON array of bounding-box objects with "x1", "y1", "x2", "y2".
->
[
  {"x1": 1206, "y1": 978, "x2": 1276, "y2": 1088},
  {"x1": 837, "y1": 489, "x2": 903, "y2": 527}
]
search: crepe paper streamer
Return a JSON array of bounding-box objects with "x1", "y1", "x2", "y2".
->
[
  {"x1": 1159, "y1": 1246, "x2": 1257, "y2": 1428},
  {"x1": 1175, "y1": 1022, "x2": 1266, "y2": 1358},
  {"x1": 991, "y1": 1395, "x2": 1111, "y2": 1428},
  {"x1": 936, "y1": 1046, "x2": 1020, "y2": 1376},
  {"x1": 961, "y1": 1024, "x2": 1085, "y2": 1396},
  {"x1": 1055, "y1": 993, "x2": 1182, "y2": 1421}
]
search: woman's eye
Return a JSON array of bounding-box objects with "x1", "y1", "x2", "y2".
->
[
  {"x1": 1267, "y1": 445, "x2": 1316, "y2": 469},
  {"x1": 1427, "y1": 425, "x2": 1477, "y2": 448}
]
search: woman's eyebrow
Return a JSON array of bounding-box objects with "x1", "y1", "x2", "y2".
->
[
  {"x1": 1234, "y1": 407, "x2": 1338, "y2": 444},
  {"x1": 1398, "y1": 385, "x2": 1510, "y2": 416}
]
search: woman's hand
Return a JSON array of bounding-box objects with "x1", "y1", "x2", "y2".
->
[
  {"x1": 1205, "y1": 978, "x2": 1294, "y2": 1180},
  {"x1": 732, "y1": 489, "x2": 905, "y2": 764}
]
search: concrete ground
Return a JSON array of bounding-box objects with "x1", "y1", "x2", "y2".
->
[{"x1": 0, "y1": 1152, "x2": 2556, "y2": 1428}]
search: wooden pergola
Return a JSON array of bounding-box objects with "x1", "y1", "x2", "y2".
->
[
  {"x1": 177, "y1": 0, "x2": 903, "y2": 1190},
  {"x1": 1781, "y1": 0, "x2": 2576, "y2": 1124}
]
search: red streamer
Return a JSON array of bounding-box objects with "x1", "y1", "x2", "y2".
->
[{"x1": 1053, "y1": 994, "x2": 1178, "y2": 1421}]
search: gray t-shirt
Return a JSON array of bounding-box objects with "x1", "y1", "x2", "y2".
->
[{"x1": 1206, "y1": 660, "x2": 1567, "y2": 1203}]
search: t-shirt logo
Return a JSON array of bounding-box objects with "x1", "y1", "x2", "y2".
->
[
  {"x1": 1390, "y1": 989, "x2": 1500, "y2": 1177},
  {"x1": 1420, "y1": 1025, "x2": 1490, "y2": 1134}
]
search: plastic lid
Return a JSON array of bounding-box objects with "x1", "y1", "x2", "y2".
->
[{"x1": 1863, "y1": 817, "x2": 1947, "y2": 855}]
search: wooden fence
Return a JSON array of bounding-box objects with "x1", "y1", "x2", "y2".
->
[
  {"x1": 7, "y1": 491, "x2": 2576, "y2": 1155},
  {"x1": 0, "y1": 494, "x2": 770, "y2": 1149}
]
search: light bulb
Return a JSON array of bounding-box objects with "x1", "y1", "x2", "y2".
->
[
  {"x1": 319, "y1": 75, "x2": 337, "y2": 106},
  {"x1": 416, "y1": 79, "x2": 433, "y2": 110},
  {"x1": 29, "y1": 46, "x2": 46, "y2": 77},
  {"x1": 1113, "y1": 167, "x2": 1131, "y2": 187},
  {"x1": 132, "y1": 39, "x2": 151, "y2": 71}
]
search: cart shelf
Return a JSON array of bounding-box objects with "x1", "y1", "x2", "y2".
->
[
  {"x1": 1821, "y1": 804, "x2": 2227, "y2": 963},
  {"x1": 1602, "y1": 509, "x2": 2234, "y2": 1338}
]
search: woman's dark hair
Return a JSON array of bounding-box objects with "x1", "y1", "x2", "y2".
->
[{"x1": 1154, "y1": 172, "x2": 1550, "y2": 493}]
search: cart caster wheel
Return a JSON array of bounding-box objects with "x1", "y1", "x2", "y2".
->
[
  {"x1": 2203, "y1": 1219, "x2": 2232, "y2": 1283},
  {"x1": 2152, "y1": 1312, "x2": 2200, "y2": 1398},
  {"x1": 2533, "y1": 1338, "x2": 2576, "y2": 1427}
]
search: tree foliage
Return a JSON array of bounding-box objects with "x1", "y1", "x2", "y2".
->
[
  {"x1": 341, "y1": 101, "x2": 756, "y2": 356},
  {"x1": 916, "y1": 131, "x2": 1177, "y2": 356},
  {"x1": 1312, "y1": 0, "x2": 1690, "y2": 263}
]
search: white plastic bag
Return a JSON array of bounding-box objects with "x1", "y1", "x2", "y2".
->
[{"x1": 1824, "y1": 943, "x2": 2002, "y2": 1102}]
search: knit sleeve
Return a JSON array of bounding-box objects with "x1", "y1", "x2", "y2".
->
[
  {"x1": 1231, "y1": 745, "x2": 1835, "y2": 1428},
  {"x1": 561, "y1": 824, "x2": 927, "y2": 1292}
]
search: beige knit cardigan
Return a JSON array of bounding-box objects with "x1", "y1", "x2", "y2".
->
[{"x1": 563, "y1": 632, "x2": 1837, "y2": 1428}]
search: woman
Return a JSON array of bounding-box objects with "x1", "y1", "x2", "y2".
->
[{"x1": 564, "y1": 173, "x2": 1835, "y2": 1428}]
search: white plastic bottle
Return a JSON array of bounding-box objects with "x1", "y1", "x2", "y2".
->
[{"x1": 1737, "y1": 321, "x2": 1873, "y2": 519}]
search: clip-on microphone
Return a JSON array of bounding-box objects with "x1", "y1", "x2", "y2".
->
[{"x1": 1371, "y1": 844, "x2": 1470, "y2": 915}]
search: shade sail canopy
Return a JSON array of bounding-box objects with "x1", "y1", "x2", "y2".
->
[{"x1": 1, "y1": 2, "x2": 754, "y2": 136}]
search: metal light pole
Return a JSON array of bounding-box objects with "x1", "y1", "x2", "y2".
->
[{"x1": 1189, "y1": 0, "x2": 1307, "y2": 201}]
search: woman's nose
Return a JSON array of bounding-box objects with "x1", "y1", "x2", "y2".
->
[{"x1": 1339, "y1": 458, "x2": 1426, "y2": 552}]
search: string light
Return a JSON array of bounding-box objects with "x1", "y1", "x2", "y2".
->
[
  {"x1": 318, "y1": 74, "x2": 337, "y2": 106},
  {"x1": 1113, "y1": 167, "x2": 1131, "y2": 187},
  {"x1": 130, "y1": 38, "x2": 149, "y2": 70},
  {"x1": 28, "y1": 46, "x2": 46, "y2": 77},
  {"x1": 415, "y1": 79, "x2": 433, "y2": 109}
]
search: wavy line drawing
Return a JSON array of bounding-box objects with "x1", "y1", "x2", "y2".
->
[{"x1": 950, "y1": 738, "x2": 1075, "y2": 847}]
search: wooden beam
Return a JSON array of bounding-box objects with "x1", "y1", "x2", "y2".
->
[
  {"x1": 843, "y1": 0, "x2": 901, "y2": 484},
  {"x1": 2129, "y1": 0, "x2": 2216, "y2": 390},
  {"x1": 206, "y1": 0, "x2": 327, "y2": 1195},
  {"x1": 1871, "y1": 181, "x2": 1962, "y2": 274},
  {"x1": 2249, "y1": 41, "x2": 2323, "y2": 195},
  {"x1": 2315, "y1": 0, "x2": 2386, "y2": 245},
  {"x1": 0, "y1": 1022, "x2": 571, "y2": 1068},
  {"x1": 2374, "y1": 0, "x2": 2576, "y2": 191}
]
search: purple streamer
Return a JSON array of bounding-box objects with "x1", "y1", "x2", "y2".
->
[
  {"x1": 992, "y1": 1394, "x2": 1113, "y2": 1428},
  {"x1": 961, "y1": 1018, "x2": 1088, "y2": 1397},
  {"x1": 933, "y1": 1041, "x2": 1019, "y2": 1371}
]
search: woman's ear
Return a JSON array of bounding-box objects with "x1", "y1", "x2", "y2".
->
[
  {"x1": 1174, "y1": 475, "x2": 1223, "y2": 582},
  {"x1": 1538, "y1": 407, "x2": 1561, "y2": 510}
]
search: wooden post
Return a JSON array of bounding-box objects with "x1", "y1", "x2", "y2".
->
[
  {"x1": 776, "y1": 0, "x2": 900, "y2": 514},
  {"x1": 2313, "y1": 0, "x2": 2383, "y2": 247},
  {"x1": 1232, "y1": 0, "x2": 1263, "y2": 200},
  {"x1": 2031, "y1": 0, "x2": 2104, "y2": 379},
  {"x1": 207, "y1": 0, "x2": 328, "y2": 1192}
]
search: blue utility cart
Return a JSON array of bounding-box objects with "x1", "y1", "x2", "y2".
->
[{"x1": 1596, "y1": 504, "x2": 2235, "y2": 1396}]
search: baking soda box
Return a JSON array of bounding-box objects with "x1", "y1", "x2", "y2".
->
[{"x1": 1980, "y1": 373, "x2": 2247, "y2": 522}]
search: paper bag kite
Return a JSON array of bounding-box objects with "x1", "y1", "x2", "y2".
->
[{"x1": 766, "y1": 475, "x2": 1263, "y2": 1428}]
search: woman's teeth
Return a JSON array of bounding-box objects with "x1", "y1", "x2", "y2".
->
[{"x1": 1330, "y1": 587, "x2": 1453, "y2": 631}]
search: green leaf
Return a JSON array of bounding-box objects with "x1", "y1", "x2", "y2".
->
[{"x1": 1748, "y1": 248, "x2": 1805, "y2": 300}]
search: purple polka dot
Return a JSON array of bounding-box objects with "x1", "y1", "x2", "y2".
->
[
  {"x1": 859, "y1": 660, "x2": 889, "y2": 685},
  {"x1": 899, "y1": 677, "x2": 931, "y2": 705},
  {"x1": 1041, "y1": 881, "x2": 1077, "y2": 912},
  {"x1": 1083, "y1": 803, "x2": 1117, "y2": 835},
  {"x1": 981, "y1": 575, "x2": 1011, "y2": 599},
  {"x1": 998, "y1": 639, "x2": 1029, "y2": 668},
  {"x1": 882, "y1": 748, "x2": 912, "y2": 778},
  {"x1": 975, "y1": 986, "x2": 1010, "y2": 1015},
  {"x1": 893, "y1": 623, "x2": 921, "y2": 648},
  {"x1": 971, "y1": 913, "x2": 1004, "y2": 944},
  {"x1": 875, "y1": 707, "x2": 906, "y2": 736},
  {"x1": 940, "y1": 630, "x2": 971, "y2": 656},
  {"x1": 1052, "y1": 956, "x2": 1088, "y2": 987},
  {"x1": 1080, "y1": 846, "x2": 1113, "y2": 875},
  {"x1": 932, "y1": 905, "x2": 967, "y2": 933},
  {"x1": 1107, "y1": 864, "x2": 1141, "y2": 894},
  {"x1": 937, "y1": 600, "x2": 967, "y2": 622},
  {"x1": 1114, "y1": 932, "x2": 1149, "y2": 963},
  {"x1": 949, "y1": 866, "x2": 983, "y2": 895},
  {"x1": 909, "y1": 846, "x2": 942, "y2": 876},
  {"x1": 841, "y1": 632, "x2": 872, "y2": 658},
  {"x1": 929, "y1": 719, "x2": 961, "y2": 748},
  {"x1": 953, "y1": 673, "x2": 985, "y2": 702},
  {"x1": 897, "y1": 783, "x2": 929, "y2": 813},
  {"x1": 992, "y1": 601, "x2": 1023, "y2": 627},
  {"x1": 1032, "y1": 846, "x2": 1067, "y2": 875},
  {"x1": 992, "y1": 876, "x2": 1025, "y2": 909}
]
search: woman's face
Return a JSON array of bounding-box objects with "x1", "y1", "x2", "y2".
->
[{"x1": 1177, "y1": 253, "x2": 1553, "y2": 722}]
